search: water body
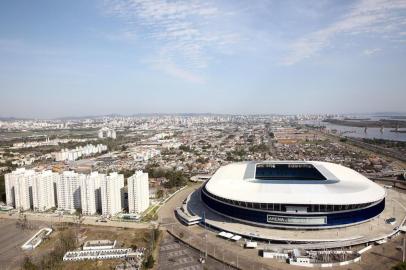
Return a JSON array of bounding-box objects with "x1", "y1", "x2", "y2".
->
[{"x1": 301, "y1": 120, "x2": 406, "y2": 142}]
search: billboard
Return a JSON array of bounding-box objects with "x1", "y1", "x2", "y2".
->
[{"x1": 267, "y1": 214, "x2": 327, "y2": 225}]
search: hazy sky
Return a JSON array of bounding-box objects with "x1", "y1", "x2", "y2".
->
[{"x1": 1, "y1": 0, "x2": 406, "y2": 118}]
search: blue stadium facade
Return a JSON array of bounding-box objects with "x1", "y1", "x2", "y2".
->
[
  {"x1": 201, "y1": 161, "x2": 386, "y2": 229},
  {"x1": 201, "y1": 183, "x2": 385, "y2": 228}
]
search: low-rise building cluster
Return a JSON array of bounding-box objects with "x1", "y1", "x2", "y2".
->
[
  {"x1": 63, "y1": 239, "x2": 145, "y2": 268},
  {"x1": 54, "y1": 144, "x2": 107, "y2": 162},
  {"x1": 132, "y1": 146, "x2": 161, "y2": 162},
  {"x1": 12, "y1": 137, "x2": 91, "y2": 149}
]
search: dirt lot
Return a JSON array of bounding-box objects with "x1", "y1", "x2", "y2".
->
[
  {"x1": 35, "y1": 224, "x2": 151, "y2": 270},
  {"x1": 0, "y1": 218, "x2": 152, "y2": 270},
  {"x1": 350, "y1": 235, "x2": 404, "y2": 270},
  {"x1": 0, "y1": 218, "x2": 49, "y2": 270}
]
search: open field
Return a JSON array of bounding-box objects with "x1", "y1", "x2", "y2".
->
[
  {"x1": 0, "y1": 219, "x2": 48, "y2": 270},
  {"x1": 0, "y1": 217, "x2": 152, "y2": 270},
  {"x1": 0, "y1": 129, "x2": 98, "y2": 142}
]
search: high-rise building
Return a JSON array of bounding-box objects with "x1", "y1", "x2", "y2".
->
[
  {"x1": 128, "y1": 171, "x2": 149, "y2": 214},
  {"x1": 5, "y1": 168, "x2": 35, "y2": 211},
  {"x1": 111, "y1": 130, "x2": 116, "y2": 139},
  {"x1": 98, "y1": 127, "x2": 116, "y2": 139},
  {"x1": 5, "y1": 168, "x2": 129, "y2": 216},
  {"x1": 32, "y1": 170, "x2": 58, "y2": 212},
  {"x1": 80, "y1": 172, "x2": 103, "y2": 215},
  {"x1": 57, "y1": 171, "x2": 81, "y2": 213},
  {"x1": 100, "y1": 172, "x2": 124, "y2": 216},
  {"x1": 98, "y1": 129, "x2": 104, "y2": 139}
]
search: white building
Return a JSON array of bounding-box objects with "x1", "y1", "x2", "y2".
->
[
  {"x1": 32, "y1": 170, "x2": 58, "y2": 212},
  {"x1": 128, "y1": 171, "x2": 149, "y2": 214},
  {"x1": 57, "y1": 171, "x2": 81, "y2": 213},
  {"x1": 5, "y1": 168, "x2": 132, "y2": 217},
  {"x1": 98, "y1": 129, "x2": 104, "y2": 139},
  {"x1": 5, "y1": 168, "x2": 35, "y2": 211},
  {"x1": 100, "y1": 172, "x2": 124, "y2": 216},
  {"x1": 63, "y1": 248, "x2": 132, "y2": 261},
  {"x1": 132, "y1": 147, "x2": 160, "y2": 162},
  {"x1": 80, "y1": 172, "x2": 104, "y2": 215},
  {"x1": 54, "y1": 144, "x2": 107, "y2": 162},
  {"x1": 98, "y1": 128, "x2": 116, "y2": 139},
  {"x1": 83, "y1": 240, "x2": 116, "y2": 250}
]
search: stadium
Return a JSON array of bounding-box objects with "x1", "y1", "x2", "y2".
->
[{"x1": 201, "y1": 161, "x2": 386, "y2": 229}]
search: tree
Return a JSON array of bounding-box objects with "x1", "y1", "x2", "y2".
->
[
  {"x1": 249, "y1": 143, "x2": 269, "y2": 153},
  {"x1": 0, "y1": 174, "x2": 5, "y2": 202},
  {"x1": 179, "y1": 145, "x2": 192, "y2": 152},
  {"x1": 22, "y1": 257, "x2": 38, "y2": 270},
  {"x1": 163, "y1": 170, "x2": 188, "y2": 188},
  {"x1": 393, "y1": 262, "x2": 406, "y2": 270},
  {"x1": 156, "y1": 189, "x2": 164, "y2": 199},
  {"x1": 119, "y1": 169, "x2": 135, "y2": 179},
  {"x1": 397, "y1": 174, "x2": 406, "y2": 181},
  {"x1": 16, "y1": 214, "x2": 30, "y2": 230},
  {"x1": 75, "y1": 208, "x2": 82, "y2": 215},
  {"x1": 144, "y1": 255, "x2": 155, "y2": 268},
  {"x1": 196, "y1": 157, "x2": 208, "y2": 163}
]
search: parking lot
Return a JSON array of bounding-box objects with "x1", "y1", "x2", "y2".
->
[{"x1": 158, "y1": 232, "x2": 231, "y2": 270}]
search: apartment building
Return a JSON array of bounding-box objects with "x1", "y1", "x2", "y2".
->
[
  {"x1": 128, "y1": 171, "x2": 149, "y2": 214},
  {"x1": 56, "y1": 171, "x2": 81, "y2": 213},
  {"x1": 31, "y1": 170, "x2": 58, "y2": 212},
  {"x1": 5, "y1": 168, "x2": 35, "y2": 211},
  {"x1": 100, "y1": 172, "x2": 124, "y2": 216},
  {"x1": 80, "y1": 172, "x2": 104, "y2": 215}
]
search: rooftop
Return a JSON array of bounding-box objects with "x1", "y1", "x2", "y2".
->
[{"x1": 205, "y1": 161, "x2": 386, "y2": 205}]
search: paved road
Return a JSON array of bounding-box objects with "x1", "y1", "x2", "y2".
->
[
  {"x1": 156, "y1": 181, "x2": 406, "y2": 270},
  {"x1": 0, "y1": 211, "x2": 150, "y2": 229},
  {"x1": 156, "y1": 183, "x2": 295, "y2": 270},
  {"x1": 157, "y1": 184, "x2": 200, "y2": 224}
]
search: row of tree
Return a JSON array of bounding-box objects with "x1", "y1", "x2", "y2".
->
[{"x1": 145, "y1": 164, "x2": 188, "y2": 188}]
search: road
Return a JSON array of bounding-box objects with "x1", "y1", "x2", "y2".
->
[
  {"x1": 0, "y1": 211, "x2": 150, "y2": 229},
  {"x1": 156, "y1": 182, "x2": 406, "y2": 270},
  {"x1": 157, "y1": 183, "x2": 297, "y2": 270}
]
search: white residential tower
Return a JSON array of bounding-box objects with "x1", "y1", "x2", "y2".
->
[
  {"x1": 128, "y1": 171, "x2": 149, "y2": 214},
  {"x1": 100, "y1": 172, "x2": 124, "y2": 216}
]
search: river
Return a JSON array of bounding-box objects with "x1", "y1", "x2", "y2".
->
[{"x1": 300, "y1": 120, "x2": 406, "y2": 142}]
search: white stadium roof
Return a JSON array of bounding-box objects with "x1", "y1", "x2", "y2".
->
[{"x1": 205, "y1": 161, "x2": 385, "y2": 205}]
